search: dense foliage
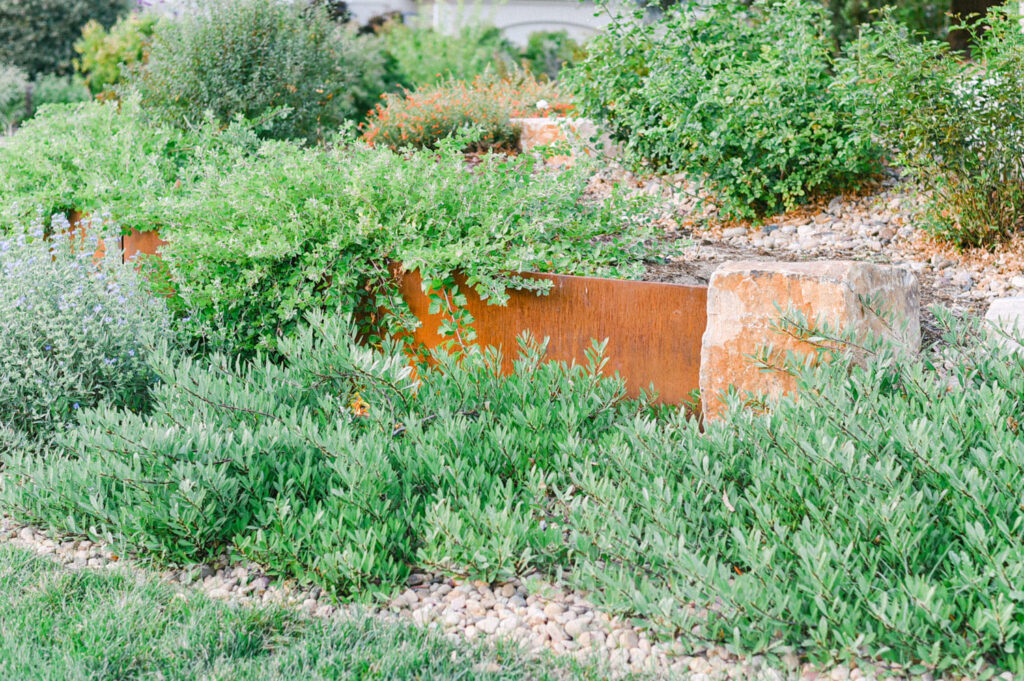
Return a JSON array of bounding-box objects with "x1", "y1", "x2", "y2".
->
[
  {"x1": 0, "y1": 99, "x2": 187, "y2": 227},
  {"x1": 126, "y1": 0, "x2": 387, "y2": 142},
  {"x1": 362, "y1": 73, "x2": 572, "y2": 151},
  {"x1": 0, "y1": 65, "x2": 90, "y2": 133},
  {"x1": 521, "y1": 30, "x2": 584, "y2": 81},
  {"x1": 569, "y1": 0, "x2": 880, "y2": 220},
  {"x1": 844, "y1": 6, "x2": 1024, "y2": 248},
  {"x1": 825, "y1": 0, "x2": 950, "y2": 49},
  {"x1": 4, "y1": 310, "x2": 1024, "y2": 674},
  {"x1": 0, "y1": 221, "x2": 169, "y2": 454},
  {"x1": 381, "y1": 19, "x2": 517, "y2": 88},
  {"x1": 75, "y1": 12, "x2": 159, "y2": 96},
  {"x1": 0, "y1": 0, "x2": 130, "y2": 77},
  {"x1": 152, "y1": 133, "x2": 659, "y2": 354}
]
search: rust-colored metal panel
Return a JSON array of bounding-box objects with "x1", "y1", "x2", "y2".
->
[
  {"x1": 398, "y1": 270, "x2": 708, "y2": 404},
  {"x1": 122, "y1": 228, "x2": 167, "y2": 262}
]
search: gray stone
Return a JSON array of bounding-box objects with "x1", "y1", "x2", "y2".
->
[{"x1": 985, "y1": 297, "x2": 1024, "y2": 351}]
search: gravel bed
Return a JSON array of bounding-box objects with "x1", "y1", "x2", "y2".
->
[
  {"x1": 591, "y1": 167, "x2": 1024, "y2": 333},
  {"x1": 1, "y1": 514, "x2": 1009, "y2": 681}
]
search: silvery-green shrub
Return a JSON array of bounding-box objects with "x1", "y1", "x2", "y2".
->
[{"x1": 0, "y1": 216, "x2": 170, "y2": 453}]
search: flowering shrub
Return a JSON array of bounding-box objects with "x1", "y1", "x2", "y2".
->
[
  {"x1": 125, "y1": 0, "x2": 387, "y2": 142},
  {"x1": 843, "y1": 6, "x2": 1024, "y2": 248},
  {"x1": 568, "y1": 0, "x2": 880, "y2": 219},
  {"x1": 362, "y1": 73, "x2": 573, "y2": 151},
  {"x1": 0, "y1": 217, "x2": 170, "y2": 453}
]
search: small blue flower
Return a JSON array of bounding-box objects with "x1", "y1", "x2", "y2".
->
[{"x1": 73, "y1": 403, "x2": 80, "y2": 410}]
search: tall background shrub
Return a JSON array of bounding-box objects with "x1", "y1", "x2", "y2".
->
[
  {"x1": 568, "y1": 0, "x2": 881, "y2": 219},
  {"x1": 844, "y1": 5, "x2": 1024, "y2": 248},
  {"x1": 126, "y1": 0, "x2": 388, "y2": 142},
  {"x1": 0, "y1": 0, "x2": 131, "y2": 77}
]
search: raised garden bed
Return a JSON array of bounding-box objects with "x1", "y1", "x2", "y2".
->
[{"x1": 108, "y1": 227, "x2": 709, "y2": 404}]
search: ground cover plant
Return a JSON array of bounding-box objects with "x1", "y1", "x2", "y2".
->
[
  {"x1": 569, "y1": 0, "x2": 880, "y2": 220},
  {"x1": 0, "y1": 544, "x2": 614, "y2": 680},
  {"x1": 3, "y1": 308, "x2": 1024, "y2": 675},
  {"x1": 0, "y1": 221, "x2": 170, "y2": 455},
  {"x1": 125, "y1": 0, "x2": 387, "y2": 142},
  {"x1": 0, "y1": 99, "x2": 189, "y2": 227},
  {"x1": 844, "y1": 5, "x2": 1024, "y2": 248},
  {"x1": 362, "y1": 72, "x2": 572, "y2": 151},
  {"x1": 145, "y1": 131, "x2": 660, "y2": 354}
]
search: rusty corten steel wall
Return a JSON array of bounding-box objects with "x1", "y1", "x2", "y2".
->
[
  {"x1": 123, "y1": 228, "x2": 169, "y2": 263},
  {"x1": 398, "y1": 270, "x2": 708, "y2": 404},
  {"x1": 90, "y1": 225, "x2": 709, "y2": 404}
]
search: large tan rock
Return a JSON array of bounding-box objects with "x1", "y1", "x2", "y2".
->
[
  {"x1": 511, "y1": 117, "x2": 603, "y2": 166},
  {"x1": 699, "y1": 261, "x2": 920, "y2": 420}
]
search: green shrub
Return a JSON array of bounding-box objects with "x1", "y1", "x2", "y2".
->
[
  {"x1": 825, "y1": 0, "x2": 950, "y2": 50},
  {"x1": 1, "y1": 313, "x2": 622, "y2": 591},
  {"x1": 0, "y1": 67, "x2": 89, "y2": 133},
  {"x1": 0, "y1": 99, "x2": 188, "y2": 229},
  {"x1": 362, "y1": 73, "x2": 572, "y2": 151},
  {"x1": 0, "y1": 63, "x2": 28, "y2": 132},
  {"x1": 126, "y1": 0, "x2": 387, "y2": 142},
  {"x1": 0, "y1": 220, "x2": 170, "y2": 454},
  {"x1": 842, "y1": 6, "x2": 1024, "y2": 248},
  {"x1": 150, "y1": 135, "x2": 660, "y2": 355},
  {"x1": 0, "y1": 0, "x2": 131, "y2": 77},
  {"x1": 382, "y1": 19, "x2": 517, "y2": 88},
  {"x1": 6, "y1": 306, "x2": 1024, "y2": 674},
  {"x1": 521, "y1": 30, "x2": 583, "y2": 81},
  {"x1": 75, "y1": 12, "x2": 159, "y2": 96},
  {"x1": 568, "y1": 0, "x2": 881, "y2": 220}
]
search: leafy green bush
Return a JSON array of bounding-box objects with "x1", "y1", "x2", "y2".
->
[
  {"x1": 521, "y1": 30, "x2": 583, "y2": 81},
  {"x1": 0, "y1": 63, "x2": 28, "y2": 132},
  {"x1": 0, "y1": 220, "x2": 170, "y2": 454},
  {"x1": 75, "y1": 12, "x2": 159, "y2": 96},
  {"x1": 0, "y1": 0, "x2": 131, "y2": 77},
  {"x1": 381, "y1": 19, "x2": 517, "y2": 88},
  {"x1": 126, "y1": 0, "x2": 387, "y2": 142},
  {"x1": 6, "y1": 307, "x2": 1024, "y2": 674},
  {"x1": 362, "y1": 73, "x2": 572, "y2": 151},
  {"x1": 843, "y1": 6, "x2": 1024, "y2": 248},
  {"x1": 0, "y1": 99, "x2": 187, "y2": 229},
  {"x1": 1, "y1": 313, "x2": 622, "y2": 591},
  {"x1": 568, "y1": 0, "x2": 880, "y2": 220},
  {"x1": 0, "y1": 67, "x2": 89, "y2": 133},
  {"x1": 149, "y1": 135, "x2": 659, "y2": 355},
  {"x1": 825, "y1": 0, "x2": 949, "y2": 50}
]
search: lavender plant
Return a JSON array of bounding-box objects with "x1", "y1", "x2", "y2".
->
[{"x1": 0, "y1": 216, "x2": 170, "y2": 453}]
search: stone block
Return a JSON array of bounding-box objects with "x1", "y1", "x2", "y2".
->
[
  {"x1": 511, "y1": 117, "x2": 608, "y2": 166},
  {"x1": 699, "y1": 260, "x2": 920, "y2": 420},
  {"x1": 985, "y1": 297, "x2": 1024, "y2": 351}
]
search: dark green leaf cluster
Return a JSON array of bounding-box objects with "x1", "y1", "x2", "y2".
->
[
  {"x1": 124, "y1": 0, "x2": 388, "y2": 142},
  {"x1": 0, "y1": 0, "x2": 131, "y2": 77},
  {"x1": 567, "y1": 0, "x2": 881, "y2": 220},
  {"x1": 841, "y1": 6, "x2": 1024, "y2": 248},
  {"x1": 5, "y1": 310, "x2": 1024, "y2": 673},
  {"x1": 2, "y1": 314, "x2": 632, "y2": 593}
]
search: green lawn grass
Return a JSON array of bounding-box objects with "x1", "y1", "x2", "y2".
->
[{"x1": 0, "y1": 544, "x2": 623, "y2": 681}]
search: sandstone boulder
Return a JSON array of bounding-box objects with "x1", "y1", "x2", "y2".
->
[
  {"x1": 699, "y1": 261, "x2": 920, "y2": 420},
  {"x1": 511, "y1": 117, "x2": 601, "y2": 166}
]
